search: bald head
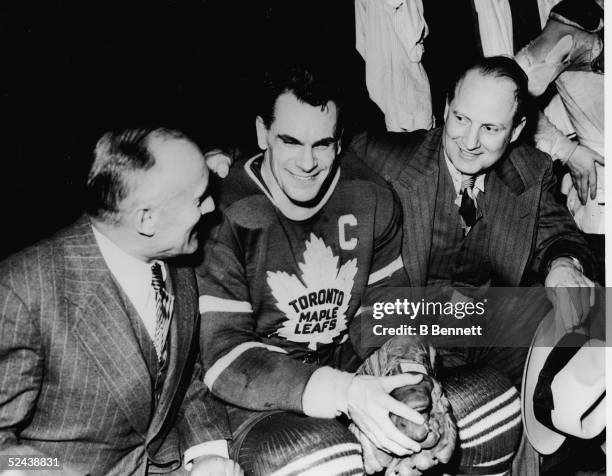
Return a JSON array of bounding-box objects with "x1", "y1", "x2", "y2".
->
[
  {"x1": 448, "y1": 56, "x2": 529, "y2": 127},
  {"x1": 86, "y1": 127, "x2": 215, "y2": 260}
]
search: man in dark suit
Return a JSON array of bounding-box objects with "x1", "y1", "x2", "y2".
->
[
  {"x1": 342, "y1": 54, "x2": 597, "y2": 476},
  {"x1": 0, "y1": 128, "x2": 242, "y2": 475},
  {"x1": 346, "y1": 56, "x2": 595, "y2": 384}
]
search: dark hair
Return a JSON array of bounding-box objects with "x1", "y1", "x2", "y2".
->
[
  {"x1": 85, "y1": 127, "x2": 187, "y2": 223},
  {"x1": 258, "y1": 61, "x2": 344, "y2": 136},
  {"x1": 448, "y1": 56, "x2": 529, "y2": 127}
]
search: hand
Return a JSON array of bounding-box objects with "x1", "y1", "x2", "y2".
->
[
  {"x1": 387, "y1": 373, "x2": 457, "y2": 475},
  {"x1": 346, "y1": 373, "x2": 426, "y2": 456},
  {"x1": 566, "y1": 145, "x2": 604, "y2": 205},
  {"x1": 190, "y1": 455, "x2": 244, "y2": 476},
  {"x1": 350, "y1": 339, "x2": 457, "y2": 475},
  {"x1": 204, "y1": 149, "x2": 232, "y2": 179},
  {"x1": 545, "y1": 258, "x2": 595, "y2": 333},
  {"x1": 349, "y1": 424, "x2": 393, "y2": 474}
]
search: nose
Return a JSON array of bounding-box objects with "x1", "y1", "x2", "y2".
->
[
  {"x1": 199, "y1": 196, "x2": 215, "y2": 215},
  {"x1": 462, "y1": 124, "x2": 480, "y2": 150},
  {"x1": 296, "y1": 146, "x2": 317, "y2": 172}
]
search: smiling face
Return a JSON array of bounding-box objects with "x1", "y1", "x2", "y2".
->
[
  {"x1": 443, "y1": 70, "x2": 526, "y2": 176},
  {"x1": 136, "y1": 136, "x2": 215, "y2": 259},
  {"x1": 256, "y1": 92, "x2": 340, "y2": 204}
]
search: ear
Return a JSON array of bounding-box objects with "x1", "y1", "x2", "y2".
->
[
  {"x1": 510, "y1": 116, "x2": 527, "y2": 143},
  {"x1": 335, "y1": 127, "x2": 344, "y2": 155},
  {"x1": 255, "y1": 116, "x2": 269, "y2": 151},
  {"x1": 136, "y1": 208, "x2": 156, "y2": 237}
]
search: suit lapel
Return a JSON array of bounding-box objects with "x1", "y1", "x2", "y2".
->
[
  {"x1": 395, "y1": 130, "x2": 442, "y2": 286},
  {"x1": 146, "y1": 265, "x2": 196, "y2": 443},
  {"x1": 64, "y1": 217, "x2": 152, "y2": 437},
  {"x1": 484, "y1": 157, "x2": 537, "y2": 285}
]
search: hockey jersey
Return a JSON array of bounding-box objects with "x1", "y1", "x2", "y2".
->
[{"x1": 197, "y1": 153, "x2": 407, "y2": 416}]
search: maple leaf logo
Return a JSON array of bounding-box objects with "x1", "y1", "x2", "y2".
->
[{"x1": 267, "y1": 233, "x2": 358, "y2": 350}]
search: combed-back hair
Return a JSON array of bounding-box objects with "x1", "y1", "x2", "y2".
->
[
  {"x1": 85, "y1": 127, "x2": 187, "y2": 223},
  {"x1": 258, "y1": 61, "x2": 344, "y2": 137},
  {"x1": 448, "y1": 56, "x2": 530, "y2": 127}
]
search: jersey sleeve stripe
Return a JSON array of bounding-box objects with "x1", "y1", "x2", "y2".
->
[
  {"x1": 457, "y1": 388, "x2": 517, "y2": 427},
  {"x1": 204, "y1": 342, "x2": 288, "y2": 388},
  {"x1": 268, "y1": 443, "x2": 363, "y2": 476},
  {"x1": 459, "y1": 397, "x2": 520, "y2": 441},
  {"x1": 473, "y1": 452, "x2": 515, "y2": 467},
  {"x1": 199, "y1": 295, "x2": 253, "y2": 314},
  {"x1": 460, "y1": 415, "x2": 522, "y2": 449},
  {"x1": 367, "y1": 256, "x2": 404, "y2": 285}
]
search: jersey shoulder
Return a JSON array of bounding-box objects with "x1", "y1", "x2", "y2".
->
[{"x1": 216, "y1": 155, "x2": 278, "y2": 228}]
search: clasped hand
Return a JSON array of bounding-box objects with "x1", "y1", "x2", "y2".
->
[{"x1": 346, "y1": 373, "x2": 426, "y2": 457}]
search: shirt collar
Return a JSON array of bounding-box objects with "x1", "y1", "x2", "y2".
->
[
  {"x1": 443, "y1": 152, "x2": 485, "y2": 197},
  {"x1": 91, "y1": 225, "x2": 165, "y2": 283}
]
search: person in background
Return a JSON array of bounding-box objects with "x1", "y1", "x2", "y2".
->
[{"x1": 515, "y1": 0, "x2": 604, "y2": 278}]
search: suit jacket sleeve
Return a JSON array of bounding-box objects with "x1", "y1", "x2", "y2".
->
[
  {"x1": 0, "y1": 279, "x2": 88, "y2": 476},
  {"x1": 0, "y1": 281, "x2": 46, "y2": 454},
  {"x1": 347, "y1": 130, "x2": 428, "y2": 181},
  {"x1": 170, "y1": 271, "x2": 231, "y2": 450},
  {"x1": 174, "y1": 356, "x2": 231, "y2": 450},
  {"x1": 528, "y1": 159, "x2": 596, "y2": 280}
]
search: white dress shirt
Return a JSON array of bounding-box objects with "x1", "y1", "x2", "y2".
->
[
  {"x1": 92, "y1": 225, "x2": 161, "y2": 342},
  {"x1": 443, "y1": 153, "x2": 485, "y2": 207}
]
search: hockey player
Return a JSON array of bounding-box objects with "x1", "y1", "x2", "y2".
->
[{"x1": 196, "y1": 62, "x2": 423, "y2": 475}]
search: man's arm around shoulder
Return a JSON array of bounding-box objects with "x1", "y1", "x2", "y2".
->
[{"x1": 345, "y1": 129, "x2": 430, "y2": 180}]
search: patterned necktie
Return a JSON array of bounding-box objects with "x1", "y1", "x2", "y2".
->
[
  {"x1": 151, "y1": 262, "x2": 172, "y2": 362},
  {"x1": 459, "y1": 176, "x2": 477, "y2": 228}
]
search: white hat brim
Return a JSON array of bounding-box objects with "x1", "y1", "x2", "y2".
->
[
  {"x1": 521, "y1": 311, "x2": 566, "y2": 455},
  {"x1": 522, "y1": 310, "x2": 605, "y2": 455}
]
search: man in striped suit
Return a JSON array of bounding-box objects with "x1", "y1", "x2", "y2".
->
[
  {"x1": 0, "y1": 128, "x2": 242, "y2": 475},
  {"x1": 347, "y1": 56, "x2": 596, "y2": 474},
  {"x1": 348, "y1": 56, "x2": 595, "y2": 384}
]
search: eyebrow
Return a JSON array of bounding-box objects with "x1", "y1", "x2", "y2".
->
[
  {"x1": 452, "y1": 110, "x2": 506, "y2": 129},
  {"x1": 278, "y1": 134, "x2": 302, "y2": 145},
  {"x1": 313, "y1": 137, "x2": 337, "y2": 147},
  {"x1": 483, "y1": 123, "x2": 506, "y2": 130},
  {"x1": 278, "y1": 134, "x2": 337, "y2": 147}
]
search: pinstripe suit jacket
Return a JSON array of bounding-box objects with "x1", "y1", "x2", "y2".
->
[
  {"x1": 346, "y1": 127, "x2": 594, "y2": 286},
  {"x1": 0, "y1": 217, "x2": 230, "y2": 476}
]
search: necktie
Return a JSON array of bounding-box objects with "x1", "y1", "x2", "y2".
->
[
  {"x1": 151, "y1": 262, "x2": 172, "y2": 362},
  {"x1": 459, "y1": 176, "x2": 477, "y2": 228}
]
